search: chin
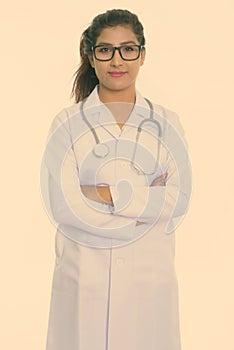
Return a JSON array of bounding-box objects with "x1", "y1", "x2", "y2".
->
[{"x1": 104, "y1": 82, "x2": 135, "y2": 93}]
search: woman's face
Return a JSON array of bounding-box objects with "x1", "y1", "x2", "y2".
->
[{"x1": 88, "y1": 25, "x2": 146, "y2": 97}]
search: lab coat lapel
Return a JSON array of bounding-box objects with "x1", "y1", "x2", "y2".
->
[
  {"x1": 82, "y1": 86, "x2": 118, "y2": 137},
  {"x1": 122, "y1": 89, "x2": 151, "y2": 135},
  {"x1": 82, "y1": 86, "x2": 102, "y2": 124}
]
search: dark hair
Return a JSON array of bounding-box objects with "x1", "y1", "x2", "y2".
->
[{"x1": 70, "y1": 9, "x2": 145, "y2": 103}]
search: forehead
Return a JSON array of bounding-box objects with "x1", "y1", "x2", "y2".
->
[{"x1": 95, "y1": 25, "x2": 139, "y2": 45}]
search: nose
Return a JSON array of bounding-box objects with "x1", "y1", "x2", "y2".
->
[{"x1": 110, "y1": 48, "x2": 124, "y2": 66}]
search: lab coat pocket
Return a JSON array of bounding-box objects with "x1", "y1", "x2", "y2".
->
[{"x1": 55, "y1": 230, "x2": 65, "y2": 267}]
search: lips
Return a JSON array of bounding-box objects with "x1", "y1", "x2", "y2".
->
[{"x1": 108, "y1": 71, "x2": 127, "y2": 78}]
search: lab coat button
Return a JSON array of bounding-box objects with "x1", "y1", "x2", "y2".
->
[{"x1": 116, "y1": 257, "x2": 125, "y2": 266}]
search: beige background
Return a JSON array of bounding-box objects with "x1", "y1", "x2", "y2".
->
[{"x1": 1, "y1": 0, "x2": 233, "y2": 349}]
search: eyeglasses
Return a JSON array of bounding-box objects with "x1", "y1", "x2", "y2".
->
[{"x1": 92, "y1": 44, "x2": 144, "y2": 61}]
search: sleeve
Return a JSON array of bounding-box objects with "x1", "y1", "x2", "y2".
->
[
  {"x1": 108, "y1": 111, "x2": 192, "y2": 233},
  {"x1": 41, "y1": 108, "x2": 138, "y2": 242}
]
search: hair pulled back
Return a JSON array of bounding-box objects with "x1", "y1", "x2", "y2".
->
[{"x1": 70, "y1": 9, "x2": 145, "y2": 103}]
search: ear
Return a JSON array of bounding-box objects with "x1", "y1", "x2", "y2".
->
[
  {"x1": 140, "y1": 47, "x2": 146, "y2": 66},
  {"x1": 88, "y1": 53, "x2": 95, "y2": 68}
]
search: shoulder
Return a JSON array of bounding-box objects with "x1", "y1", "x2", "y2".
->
[
  {"x1": 151, "y1": 101, "x2": 186, "y2": 140},
  {"x1": 152, "y1": 102, "x2": 181, "y2": 127},
  {"x1": 56, "y1": 102, "x2": 82, "y2": 121},
  {"x1": 49, "y1": 87, "x2": 100, "y2": 130},
  {"x1": 136, "y1": 90, "x2": 184, "y2": 135},
  {"x1": 47, "y1": 102, "x2": 82, "y2": 136}
]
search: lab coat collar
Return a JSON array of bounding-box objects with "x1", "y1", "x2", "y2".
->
[{"x1": 82, "y1": 85, "x2": 151, "y2": 128}]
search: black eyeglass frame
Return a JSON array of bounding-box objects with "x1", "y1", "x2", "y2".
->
[{"x1": 91, "y1": 44, "x2": 144, "y2": 62}]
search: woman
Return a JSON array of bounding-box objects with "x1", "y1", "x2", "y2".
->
[{"x1": 42, "y1": 8, "x2": 191, "y2": 350}]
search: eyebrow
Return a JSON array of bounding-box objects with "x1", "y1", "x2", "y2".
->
[{"x1": 95, "y1": 41, "x2": 138, "y2": 46}]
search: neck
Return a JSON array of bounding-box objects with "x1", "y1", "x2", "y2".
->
[
  {"x1": 97, "y1": 85, "x2": 136, "y2": 128},
  {"x1": 98, "y1": 85, "x2": 136, "y2": 104}
]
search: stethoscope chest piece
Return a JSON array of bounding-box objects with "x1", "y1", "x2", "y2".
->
[{"x1": 93, "y1": 143, "x2": 109, "y2": 158}]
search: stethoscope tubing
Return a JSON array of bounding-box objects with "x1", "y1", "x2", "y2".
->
[{"x1": 80, "y1": 97, "x2": 162, "y2": 175}]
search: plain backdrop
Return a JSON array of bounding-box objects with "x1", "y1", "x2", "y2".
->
[{"x1": 0, "y1": 1, "x2": 233, "y2": 349}]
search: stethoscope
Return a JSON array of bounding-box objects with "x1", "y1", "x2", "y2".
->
[{"x1": 80, "y1": 97, "x2": 162, "y2": 175}]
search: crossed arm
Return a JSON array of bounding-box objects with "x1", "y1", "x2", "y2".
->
[
  {"x1": 80, "y1": 173, "x2": 167, "y2": 204},
  {"x1": 80, "y1": 172, "x2": 168, "y2": 225}
]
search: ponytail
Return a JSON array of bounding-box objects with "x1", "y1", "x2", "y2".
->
[{"x1": 70, "y1": 31, "x2": 99, "y2": 103}]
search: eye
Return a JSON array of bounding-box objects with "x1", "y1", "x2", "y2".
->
[
  {"x1": 124, "y1": 46, "x2": 134, "y2": 51},
  {"x1": 97, "y1": 46, "x2": 112, "y2": 53}
]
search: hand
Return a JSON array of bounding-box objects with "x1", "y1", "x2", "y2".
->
[
  {"x1": 136, "y1": 173, "x2": 168, "y2": 226},
  {"x1": 80, "y1": 185, "x2": 113, "y2": 205},
  {"x1": 136, "y1": 221, "x2": 145, "y2": 226},
  {"x1": 150, "y1": 172, "x2": 168, "y2": 186}
]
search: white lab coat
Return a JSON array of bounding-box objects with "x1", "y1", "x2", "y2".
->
[{"x1": 43, "y1": 86, "x2": 191, "y2": 350}]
